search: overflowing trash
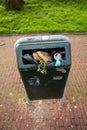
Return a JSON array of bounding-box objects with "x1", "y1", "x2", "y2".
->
[
  {"x1": 53, "y1": 53, "x2": 62, "y2": 67},
  {"x1": 33, "y1": 51, "x2": 52, "y2": 63},
  {"x1": 22, "y1": 54, "x2": 38, "y2": 64},
  {"x1": 22, "y1": 49, "x2": 65, "y2": 74}
]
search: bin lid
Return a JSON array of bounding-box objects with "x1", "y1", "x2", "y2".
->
[{"x1": 14, "y1": 35, "x2": 71, "y2": 50}]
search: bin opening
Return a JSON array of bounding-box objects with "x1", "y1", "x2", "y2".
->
[{"x1": 22, "y1": 47, "x2": 65, "y2": 65}]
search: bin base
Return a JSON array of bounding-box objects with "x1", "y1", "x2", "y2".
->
[{"x1": 24, "y1": 85, "x2": 67, "y2": 105}]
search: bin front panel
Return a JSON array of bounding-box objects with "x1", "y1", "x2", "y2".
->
[{"x1": 20, "y1": 67, "x2": 70, "y2": 100}]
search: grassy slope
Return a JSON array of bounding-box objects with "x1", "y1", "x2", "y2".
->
[{"x1": 0, "y1": 0, "x2": 87, "y2": 34}]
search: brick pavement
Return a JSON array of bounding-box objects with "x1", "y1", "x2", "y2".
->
[{"x1": 0, "y1": 34, "x2": 87, "y2": 130}]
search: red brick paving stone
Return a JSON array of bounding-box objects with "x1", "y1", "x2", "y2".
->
[
  {"x1": 50, "y1": 127, "x2": 55, "y2": 130},
  {"x1": 0, "y1": 106, "x2": 6, "y2": 130},
  {"x1": 12, "y1": 105, "x2": 31, "y2": 130},
  {"x1": 0, "y1": 34, "x2": 87, "y2": 130},
  {"x1": 59, "y1": 127, "x2": 66, "y2": 130}
]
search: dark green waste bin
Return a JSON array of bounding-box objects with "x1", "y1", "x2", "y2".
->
[{"x1": 14, "y1": 35, "x2": 71, "y2": 103}]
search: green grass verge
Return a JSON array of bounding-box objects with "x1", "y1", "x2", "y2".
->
[{"x1": 0, "y1": 0, "x2": 87, "y2": 34}]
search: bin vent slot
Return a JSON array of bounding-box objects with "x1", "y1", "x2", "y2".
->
[{"x1": 22, "y1": 48, "x2": 65, "y2": 65}]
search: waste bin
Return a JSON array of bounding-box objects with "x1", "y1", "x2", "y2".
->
[{"x1": 14, "y1": 35, "x2": 71, "y2": 103}]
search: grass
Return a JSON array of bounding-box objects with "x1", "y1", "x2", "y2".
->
[{"x1": 0, "y1": 0, "x2": 87, "y2": 34}]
